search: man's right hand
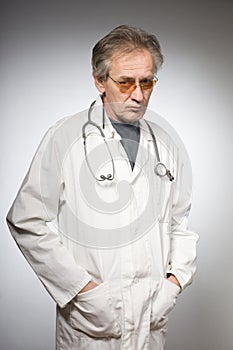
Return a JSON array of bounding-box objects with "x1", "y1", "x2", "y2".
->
[{"x1": 79, "y1": 280, "x2": 99, "y2": 294}]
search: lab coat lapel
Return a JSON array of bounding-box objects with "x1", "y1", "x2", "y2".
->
[
  {"x1": 130, "y1": 119, "x2": 151, "y2": 182},
  {"x1": 102, "y1": 117, "x2": 153, "y2": 184},
  {"x1": 103, "y1": 117, "x2": 132, "y2": 182}
]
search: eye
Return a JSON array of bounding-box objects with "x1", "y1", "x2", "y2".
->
[
  {"x1": 118, "y1": 81, "x2": 135, "y2": 90},
  {"x1": 118, "y1": 79, "x2": 134, "y2": 86},
  {"x1": 118, "y1": 81, "x2": 129, "y2": 85},
  {"x1": 140, "y1": 78, "x2": 155, "y2": 90},
  {"x1": 140, "y1": 78, "x2": 153, "y2": 85}
]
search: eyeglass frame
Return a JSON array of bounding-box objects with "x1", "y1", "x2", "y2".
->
[{"x1": 107, "y1": 75, "x2": 158, "y2": 93}]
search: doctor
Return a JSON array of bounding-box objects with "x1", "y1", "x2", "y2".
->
[{"x1": 7, "y1": 25, "x2": 198, "y2": 349}]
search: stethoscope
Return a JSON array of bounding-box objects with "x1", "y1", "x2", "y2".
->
[{"x1": 82, "y1": 100, "x2": 174, "y2": 182}]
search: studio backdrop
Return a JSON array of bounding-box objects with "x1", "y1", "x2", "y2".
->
[{"x1": 1, "y1": 1, "x2": 233, "y2": 349}]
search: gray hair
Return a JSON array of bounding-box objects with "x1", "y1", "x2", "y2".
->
[{"x1": 92, "y1": 25, "x2": 164, "y2": 81}]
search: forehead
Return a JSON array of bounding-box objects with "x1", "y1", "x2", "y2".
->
[{"x1": 109, "y1": 49, "x2": 154, "y2": 77}]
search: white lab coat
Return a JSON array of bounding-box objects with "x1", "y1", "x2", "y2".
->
[{"x1": 7, "y1": 96, "x2": 198, "y2": 350}]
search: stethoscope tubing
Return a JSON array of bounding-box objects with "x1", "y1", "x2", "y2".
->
[
  {"x1": 82, "y1": 101, "x2": 115, "y2": 181},
  {"x1": 82, "y1": 101, "x2": 174, "y2": 182}
]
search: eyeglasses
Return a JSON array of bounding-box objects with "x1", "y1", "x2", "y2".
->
[{"x1": 108, "y1": 75, "x2": 158, "y2": 93}]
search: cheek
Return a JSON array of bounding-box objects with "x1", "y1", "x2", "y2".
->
[
  {"x1": 144, "y1": 91, "x2": 153, "y2": 104},
  {"x1": 106, "y1": 90, "x2": 127, "y2": 104}
]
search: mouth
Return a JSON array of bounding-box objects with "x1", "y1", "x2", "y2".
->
[{"x1": 126, "y1": 106, "x2": 145, "y2": 112}]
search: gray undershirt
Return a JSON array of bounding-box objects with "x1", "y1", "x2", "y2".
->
[{"x1": 110, "y1": 119, "x2": 141, "y2": 170}]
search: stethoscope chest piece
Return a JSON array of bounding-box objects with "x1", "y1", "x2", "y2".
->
[{"x1": 154, "y1": 162, "x2": 174, "y2": 182}]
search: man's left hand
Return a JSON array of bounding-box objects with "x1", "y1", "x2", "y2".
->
[{"x1": 166, "y1": 274, "x2": 181, "y2": 289}]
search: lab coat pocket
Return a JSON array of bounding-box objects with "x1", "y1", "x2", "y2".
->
[
  {"x1": 150, "y1": 278, "x2": 180, "y2": 330},
  {"x1": 70, "y1": 281, "x2": 121, "y2": 338}
]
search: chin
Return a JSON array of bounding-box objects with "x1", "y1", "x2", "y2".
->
[
  {"x1": 125, "y1": 112, "x2": 144, "y2": 123},
  {"x1": 115, "y1": 110, "x2": 144, "y2": 123}
]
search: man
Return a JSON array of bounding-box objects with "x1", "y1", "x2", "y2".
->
[{"x1": 7, "y1": 25, "x2": 198, "y2": 349}]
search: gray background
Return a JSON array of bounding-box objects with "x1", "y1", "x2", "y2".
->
[{"x1": 1, "y1": 0, "x2": 233, "y2": 349}]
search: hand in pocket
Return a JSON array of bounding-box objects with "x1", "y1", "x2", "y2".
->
[
  {"x1": 70, "y1": 282, "x2": 121, "y2": 338},
  {"x1": 151, "y1": 278, "x2": 180, "y2": 329}
]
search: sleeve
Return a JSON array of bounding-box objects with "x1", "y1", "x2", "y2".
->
[
  {"x1": 166, "y1": 147, "x2": 199, "y2": 290},
  {"x1": 6, "y1": 126, "x2": 91, "y2": 308}
]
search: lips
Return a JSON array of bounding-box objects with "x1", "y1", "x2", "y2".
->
[{"x1": 126, "y1": 106, "x2": 144, "y2": 112}]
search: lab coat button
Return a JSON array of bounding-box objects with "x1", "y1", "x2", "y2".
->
[{"x1": 133, "y1": 277, "x2": 139, "y2": 284}]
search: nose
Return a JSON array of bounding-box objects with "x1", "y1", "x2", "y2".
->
[{"x1": 130, "y1": 83, "x2": 144, "y2": 103}]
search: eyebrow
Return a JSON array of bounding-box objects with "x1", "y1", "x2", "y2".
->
[{"x1": 117, "y1": 75, "x2": 154, "y2": 81}]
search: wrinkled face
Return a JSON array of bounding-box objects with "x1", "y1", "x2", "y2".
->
[{"x1": 94, "y1": 49, "x2": 155, "y2": 123}]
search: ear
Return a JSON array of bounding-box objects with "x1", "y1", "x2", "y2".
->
[{"x1": 93, "y1": 74, "x2": 106, "y2": 94}]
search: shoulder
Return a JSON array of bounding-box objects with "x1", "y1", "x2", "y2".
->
[
  {"x1": 34, "y1": 109, "x2": 89, "y2": 163},
  {"x1": 48, "y1": 96, "x2": 102, "y2": 141},
  {"x1": 49, "y1": 109, "x2": 88, "y2": 140}
]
